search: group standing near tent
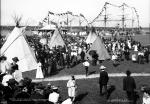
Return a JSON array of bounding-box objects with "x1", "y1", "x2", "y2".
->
[
  {"x1": 0, "y1": 25, "x2": 150, "y2": 104},
  {"x1": 1, "y1": 26, "x2": 150, "y2": 79}
]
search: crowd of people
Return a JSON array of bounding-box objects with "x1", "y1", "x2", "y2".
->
[
  {"x1": 0, "y1": 28, "x2": 150, "y2": 104},
  {"x1": 0, "y1": 55, "x2": 150, "y2": 104},
  {"x1": 0, "y1": 55, "x2": 77, "y2": 104},
  {"x1": 25, "y1": 29, "x2": 150, "y2": 78}
]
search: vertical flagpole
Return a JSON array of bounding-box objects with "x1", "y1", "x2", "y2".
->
[
  {"x1": 104, "y1": 2, "x2": 107, "y2": 31},
  {"x1": 67, "y1": 13, "x2": 69, "y2": 27},
  {"x1": 122, "y1": 3, "x2": 125, "y2": 31},
  {"x1": 48, "y1": 12, "x2": 50, "y2": 25}
]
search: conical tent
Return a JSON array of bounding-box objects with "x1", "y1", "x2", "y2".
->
[
  {"x1": 48, "y1": 28, "x2": 65, "y2": 49},
  {"x1": 87, "y1": 37, "x2": 110, "y2": 60},
  {"x1": 1, "y1": 27, "x2": 38, "y2": 78},
  {"x1": 86, "y1": 32, "x2": 98, "y2": 44}
]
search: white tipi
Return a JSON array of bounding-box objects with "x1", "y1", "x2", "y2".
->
[
  {"x1": 1, "y1": 27, "x2": 38, "y2": 77},
  {"x1": 87, "y1": 37, "x2": 110, "y2": 60},
  {"x1": 48, "y1": 28, "x2": 65, "y2": 49},
  {"x1": 85, "y1": 31, "x2": 98, "y2": 44}
]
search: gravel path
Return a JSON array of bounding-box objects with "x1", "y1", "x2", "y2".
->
[{"x1": 33, "y1": 73, "x2": 150, "y2": 82}]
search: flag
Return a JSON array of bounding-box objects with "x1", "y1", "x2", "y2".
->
[
  {"x1": 64, "y1": 21, "x2": 67, "y2": 25},
  {"x1": 49, "y1": 11, "x2": 54, "y2": 15},
  {"x1": 44, "y1": 17, "x2": 48, "y2": 20},
  {"x1": 74, "y1": 15, "x2": 79, "y2": 17},
  {"x1": 80, "y1": 13, "x2": 84, "y2": 17},
  {"x1": 50, "y1": 21, "x2": 57, "y2": 25},
  {"x1": 43, "y1": 19, "x2": 47, "y2": 23},
  {"x1": 67, "y1": 11, "x2": 72, "y2": 15}
]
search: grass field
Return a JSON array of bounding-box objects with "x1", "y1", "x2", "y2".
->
[
  {"x1": 49, "y1": 59, "x2": 150, "y2": 78},
  {"x1": 41, "y1": 76, "x2": 150, "y2": 104}
]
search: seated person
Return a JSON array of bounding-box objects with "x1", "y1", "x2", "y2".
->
[
  {"x1": 30, "y1": 83, "x2": 45, "y2": 99},
  {"x1": 2, "y1": 70, "x2": 13, "y2": 86},
  {"x1": 15, "y1": 86, "x2": 30, "y2": 99},
  {"x1": 0, "y1": 56, "x2": 11, "y2": 74},
  {"x1": 49, "y1": 86, "x2": 60, "y2": 104},
  {"x1": 43, "y1": 82, "x2": 53, "y2": 99},
  {"x1": 12, "y1": 65, "x2": 23, "y2": 83},
  {"x1": 142, "y1": 88, "x2": 150, "y2": 104}
]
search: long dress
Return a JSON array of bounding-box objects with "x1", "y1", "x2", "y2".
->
[
  {"x1": 36, "y1": 62, "x2": 44, "y2": 79},
  {"x1": 67, "y1": 79, "x2": 77, "y2": 98}
]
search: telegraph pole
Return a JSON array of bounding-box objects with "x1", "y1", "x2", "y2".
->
[
  {"x1": 122, "y1": 3, "x2": 125, "y2": 31},
  {"x1": 104, "y1": 2, "x2": 108, "y2": 31}
]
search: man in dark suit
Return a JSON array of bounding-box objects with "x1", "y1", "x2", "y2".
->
[
  {"x1": 80, "y1": 50, "x2": 85, "y2": 62},
  {"x1": 123, "y1": 70, "x2": 136, "y2": 104},
  {"x1": 99, "y1": 65, "x2": 109, "y2": 96}
]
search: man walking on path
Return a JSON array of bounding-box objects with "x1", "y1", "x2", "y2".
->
[
  {"x1": 83, "y1": 58, "x2": 90, "y2": 77},
  {"x1": 123, "y1": 70, "x2": 136, "y2": 104},
  {"x1": 99, "y1": 65, "x2": 109, "y2": 96}
]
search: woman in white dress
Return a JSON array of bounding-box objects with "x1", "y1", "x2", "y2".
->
[
  {"x1": 67, "y1": 75, "x2": 77, "y2": 101},
  {"x1": 36, "y1": 61, "x2": 44, "y2": 79}
]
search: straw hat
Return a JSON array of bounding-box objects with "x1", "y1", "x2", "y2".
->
[
  {"x1": 100, "y1": 65, "x2": 106, "y2": 70},
  {"x1": 52, "y1": 86, "x2": 58, "y2": 90}
]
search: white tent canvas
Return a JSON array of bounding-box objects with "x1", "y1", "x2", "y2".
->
[
  {"x1": 48, "y1": 28, "x2": 65, "y2": 49},
  {"x1": 86, "y1": 32, "x2": 98, "y2": 44},
  {"x1": 1, "y1": 27, "x2": 38, "y2": 73},
  {"x1": 87, "y1": 37, "x2": 110, "y2": 60}
]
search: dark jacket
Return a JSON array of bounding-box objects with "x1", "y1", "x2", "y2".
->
[
  {"x1": 123, "y1": 76, "x2": 136, "y2": 92},
  {"x1": 99, "y1": 71, "x2": 109, "y2": 85}
]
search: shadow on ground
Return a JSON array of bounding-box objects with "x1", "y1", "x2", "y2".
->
[{"x1": 74, "y1": 92, "x2": 88, "y2": 103}]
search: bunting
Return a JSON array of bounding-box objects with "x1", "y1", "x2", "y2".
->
[
  {"x1": 42, "y1": 11, "x2": 89, "y2": 26},
  {"x1": 80, "y1": 13, "x2": 84, "y2": 17},
  {"x1": 49, "y1": 11, "x2": 54, "y2": 15}
]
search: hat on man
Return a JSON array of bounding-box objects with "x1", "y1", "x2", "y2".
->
[
  {"x1": 47, "y1": 82, "x2": 51, "y2": 86},
  {"x1": 52, "y1": 86, "x2": 58, "y2": 90},
  {"x1": 12, "y1": 57, "x2": 19, "y2": 62},
  {"x1": 100, "y1": 65, "x2": 106, "y2": 70}
]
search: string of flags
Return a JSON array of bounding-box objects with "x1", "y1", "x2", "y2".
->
[
  {"x1": 42, "y1": 11, "x2": 87, "y2": 25},
  {"x1": 48, "y1": 11, "x2": 86, "y2": 18}
]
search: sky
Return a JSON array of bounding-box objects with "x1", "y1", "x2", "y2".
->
[{"x1": 1, "y1": 0, "x2": 150, "y2": 27}]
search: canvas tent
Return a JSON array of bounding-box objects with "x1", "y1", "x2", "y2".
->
[
  {"x1": 86, "y1": 31, "x2": 98, "y2": 44},
  {"x1": 86, "y1": 37, "x2": 110, "y2": 60},
  {"x1": 48, "y1": 28, "x2": 65, "y2": 49},
  {"x1": 0, "y1": 27, "x2": 38, "y2": 78}
]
